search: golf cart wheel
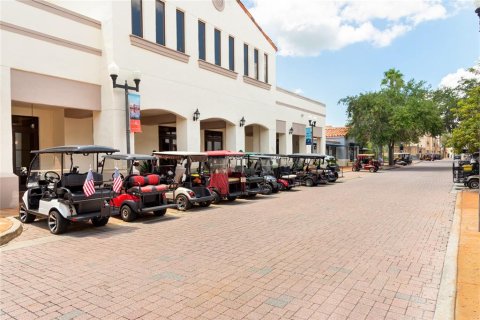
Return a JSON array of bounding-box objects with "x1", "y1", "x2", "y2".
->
[
  {"x1": 305, "y1": 178, "x2": 314, "y2": 187},
  {"x1": 226, "y1": 196, "x2": 237, "y2": 201},
  {"x1": 91, "y1": 216, "x2": 109, "y2": 227},
  {"x1": 48, "y1": 210, "x2": 68, "y2": 235},
  {"x1": 355, "y1": 167, "x2": 360, "y2": 172},
  {"x1": 329, "y1": 178, "x2": 338, "y2": 183},
  {"x1": 468, "y1": 179, "x2": 479, "y2": 189},
  {"x1": 369, "y1": 167, "x2": 375, "y2": 173},
  {"x1": 374, "y1": 167, "x2": 379, "y2": 172},
  {"x1": 199, "y1": 201, "x2": 212, "y2": 207},
  {"x1": 211, "y1": 190, "x2": 221, "y2": 204},
  {"x1": 153, "y1": 209, "x2": 167, "y2": 216},
  {"x1": 176, "y1": 194, "x2": 191, "y2": 211},
  {"x1": 19, "y1": 207, "x2": 35, "y2": 223},
  {"x1": 277, "y1": 183, "x2": 285, "y2": 191},
  {"x1": 263, "y1": 184, "x2": 273, "y2": 195},
  {"x1": 120, "y1": 205, "x2": 136, "y2": 222}
]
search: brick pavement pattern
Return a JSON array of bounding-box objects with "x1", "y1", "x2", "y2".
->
[{"x1": 0, "y1": 161, "x2": 455, "y2": 320}]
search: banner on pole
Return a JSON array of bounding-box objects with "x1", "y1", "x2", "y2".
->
[
  {"x1": 128, "y1": 93, "x2": 142, "y2": 133},
  {"x1": 306, "y1": 127, "x2": 312, "y2": 145}
]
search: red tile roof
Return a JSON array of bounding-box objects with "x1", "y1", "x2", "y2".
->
[
  {"x1": 326, "y1": 127, "x2": 349, "y2": 138},
  {"x1": 237, "y1": 0, "x2": 278, "y2": 52}
]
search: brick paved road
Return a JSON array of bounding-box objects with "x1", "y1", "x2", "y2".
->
[{"x1": 1, "y1": 161, "x2": 455, "y2": 320}]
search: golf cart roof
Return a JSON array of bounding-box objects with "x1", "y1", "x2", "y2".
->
[
  {"x1": 103, "y1": 154, "x2": 155, "y2": 161},
  {"x1": 244, "y1": 153, "x2": 274, "y2": 159},
  {"x1": 289, "y1": 153, "x2": 325, "y2": 158},
  {"x1": 357, "y1": 153, "x2": 375, "y2": 157},
  {"x1": 32, "y1": 145, "x2": 119, "y2": 154},
  {"x1": 394, "y1": 153, "x2": 410, "y2": 155},
  {"x1": 153, "y1": 151, "x2": 208, "y2": 160},
  {"x1": 206, "y1": 150, "x2": 244, "y2": 157}
]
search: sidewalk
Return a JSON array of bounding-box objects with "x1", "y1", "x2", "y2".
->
[
  {"x1": 456, "y1": 191, "x2": 480, "y2": 320},
  {"x1": 0, "y1": 207, "x2": 21, "y2": 246}
]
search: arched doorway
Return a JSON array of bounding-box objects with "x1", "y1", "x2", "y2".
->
[
  {"x1": 200, "y1": 118, "x2": 236, "y2": 151},
  {"x1": 244, "y1": 123, "x2": 269, "y2": 153}
]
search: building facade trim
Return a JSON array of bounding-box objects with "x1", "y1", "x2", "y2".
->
[
  {"x1": 243, "y1": 75, "x2": 271, "y2": 90},
  {"x1": 277, "y1": 87, "x2": 325, "y2": 107},
  {"x1": 130, "y1": 35, "x2": 190, "y2": 63},
  {"x1": 17, "y1": 0, "x2": 102, "y2": 29},
  {"x1": 291, "y1": 122, "x2": 306, "y2": 136},
  {"x1": 198, "y1": 60, "x2": 237, "y2": 79},
  {"x1": 276, "y1": 120, "x2": 286, "y2": 134},
  {"x1": 0, "y1": 21, "x2": 102, "y2": 56},
  {"x1": 276, "y1": 101, "x2": 326, "y2": 117}
]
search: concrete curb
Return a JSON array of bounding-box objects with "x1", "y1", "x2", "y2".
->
[
  {"x1": 433, "y1": 193, "x2": 461, "y2": 320},
  {"x1": 0, "y1": 217, "x2": 23, "y2": 246}
]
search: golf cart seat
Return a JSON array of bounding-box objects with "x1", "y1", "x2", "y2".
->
[
  {"x1": 61, "y1": 172, "x2": 110, "y2": 213},
  {"x1": 127, "y1": 174, "x2": 168, "y2": 193},
  {"x1": 281, "y1": 174, "x2": 297, "y2": 179}
]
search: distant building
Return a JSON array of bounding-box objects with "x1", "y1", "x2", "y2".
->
[
  {"x1": 395, "y1": 135, "x2": 443, "y2": 158},
  {"x1": 325, "y1": 126, "x2": 359, "y2": 166}
]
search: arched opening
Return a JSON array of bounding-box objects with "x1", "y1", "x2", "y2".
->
[
  {"x1": 244, "y1": 123, "x2": 269, "y2": 153},
  {"x1": 200, "y1": 118, "x2": 235, "y2": 151}
]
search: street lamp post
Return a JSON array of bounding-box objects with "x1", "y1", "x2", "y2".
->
[
  {"x1": 108, "y1": 63, "x2": 141, "y2": 154},
  {"x1": 308, "y1": 119, "x2": 316, "y2": 153}
]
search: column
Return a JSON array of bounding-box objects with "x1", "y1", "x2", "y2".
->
[
  {"x1": 176, "y1": 116, "x2": 200, "y2": 151},
  {"x1": 226, "y1": 124, "x2": 244, "y2": 152},
  {"x1": 0, "y1": 66, "x2": 19, "y2": 209}
]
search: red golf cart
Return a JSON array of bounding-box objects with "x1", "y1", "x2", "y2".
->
[{"x1": 352, "y1": 154, "x2": 380, "y2": 172}]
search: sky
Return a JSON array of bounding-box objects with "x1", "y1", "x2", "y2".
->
[{"x1": 243, "y1": 0, "x2": 480, "y2": 126}]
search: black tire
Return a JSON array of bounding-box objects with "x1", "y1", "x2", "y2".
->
[
  {"x1": 263, "y1": 184, "x2": 273, "y2": 195},
  {"x1": 467, "y1": 179, "x2": 479, "y2": 189},
  {"x1": 176, "y1": 194, "x2": 191, "y2": 211},
  {"x1": 19, "y1": 207, "x2": 35, "y2": 223},
  {"x1": 153, "y1": 209, "x2": 167, "y2": 216},
  {"x1": 305, "y1": 178, "x2": 314, "y2": 187},
  {"x1": 374, "y1": 167, "x2": 379, "y2": 172},
  {"x1": 211, "y1": 190, "x2": 221, "y2": 204},
  {"x1": 48, "y1": 210, "x2": 68, "y2": 235},
  {"x1": 369, "y1": 167, "x2": 375, "y2": 173},
  {"x1": 91, "y1": 216, "x2": 109, "y2": 227},
  {"x1": 277, "y1": 183, "x2": 286, "y2": 191},
  {"x1": 226, "y1": 196, "x2": 237, "y2": 201},
  {"x1": 355, "y1": 167, "x2": 360, "y2": 172},
  {"x1": 120, "y1": 205, "x2": 136, "y2": 222},
  {"x1": 199, "y1": 201, "x2": 212, "y2": 207}
]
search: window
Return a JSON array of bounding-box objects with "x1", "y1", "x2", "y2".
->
[
  {"x1": 176, "y1": 9, "x2": 185, "y2": 53},
  {"x1": 205, "y1": 131, "x2": 223, "y2": 151},
  {"x1": 131, "y1": 0, "x2": 143, "y2": 37},
  {"x1": 228, "y1": 36, "x2": 235, "y2": 71},
  {"x1": 155, "y1": 0, "x2": 165, "y2": 45},
  {"x1": 243, "y1": 43, "x2": 249, "y2": 76},
  {"x1": 264, "y1": 53, "x2": 268, "y2": 83},
  {"x1": 214, "y1": 29, "x2": 221, "y2": 66},
  {"x1": 198, "y1": 20, "x2": 206, "y2": 60},
  {"x1": 158, "y1": 126, "x2": 177, "y2": 151},
  {"x1": 254, "y1": 49, "x2": 259, "y2": 80}
]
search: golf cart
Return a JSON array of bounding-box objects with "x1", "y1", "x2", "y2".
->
[
  {"x1": 20, "y1": 145, "x2": 119, "y2": 234},
  {"x1": 244, "y1": 153, "x2": 279, "y2": 195},
  {"x1": 465, "y1": 175, "x2": 479, "y2": 189},
  {"x1": 394, "y1": 153, "x2": 412, "y2": 166},
  {"x1": 352, "y1": 154, "x2": 380, "y2": 172},
  {"x1": 324, "y1": 155, "x2": 343, "y2": 179},
  {"x1": 288, "y1": 153, "x2": 329, "y2": 186},
  {"x1": 453, "y1": 152, "x2": 479, "y2": 184},
  {"x1": 152, "y1": 151, "x2": 215, "y2": 211},
  {"x1": 265, "y1": 154, "x2": 298, "y2": 190},
  {"x1": 205, "y1": 150, "x2": 247, "y2": 203},
  {"x1": 101, "y1": 154, "x2": 176, "y2": 221}
]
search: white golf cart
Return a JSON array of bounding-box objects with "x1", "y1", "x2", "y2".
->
[
  {"x1": 19, "y1": 145, "x2": 119, "y2": 234},
  {"x1": 152, "y1": 151, "x2": 214, "y2": 211}
]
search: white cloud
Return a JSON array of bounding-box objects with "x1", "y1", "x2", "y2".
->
[
  {"x1": 248, "y1": 0, "x2": 450, "y2": 56},
  {"x1": 439, "y1": 65, "x2": 480, "y2": 89},
  {"x1": 294, "y1": 88, "x2": 304, "y2": 94}
]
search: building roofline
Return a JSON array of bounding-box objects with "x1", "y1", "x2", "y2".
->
[
  {"x1": 276, "y1": 86, "x2": 326, "y2": 107},
  {"x1": 236, "y1": 0, "x2": 277, "y2": 52}
]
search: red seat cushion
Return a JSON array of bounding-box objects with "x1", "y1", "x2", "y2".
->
[
  {"x1": 145, "y1": 174, "x2": 160, "y2": 185},
  {"x1": 129, "y1": 175, "x2": 146, "y2": 187}
]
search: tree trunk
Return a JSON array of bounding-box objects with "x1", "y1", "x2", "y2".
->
[
  {"x1": 378, "y1": 145, "x2": 384, "y2": 165},
  {"x1": 388, "y1": 142, "x2": 395, "y2": 166}
]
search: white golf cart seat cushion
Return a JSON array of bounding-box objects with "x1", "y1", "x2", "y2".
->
[{"x1": 281, "y1": 174, "x2": 297, "y2": 179}]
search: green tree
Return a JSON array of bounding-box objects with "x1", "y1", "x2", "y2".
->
[
  {"x1": 340, "y1": 68, "x2": 443, "y2": 165},
  {"x1": 449, "y1": 85, "x2": 480, "y2": 153}
]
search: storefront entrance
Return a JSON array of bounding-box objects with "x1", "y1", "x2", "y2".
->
[{"x1": 12, "y1": 115, "x2": 39, "y2": 190}]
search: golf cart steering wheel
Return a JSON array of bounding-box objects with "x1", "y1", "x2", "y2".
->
[
  {"x1": 112, "y1": 172, "x2": 125, "y2": 180},
  {"x1": 44, "y1": 171, "x2": 60, "y2": 183}
]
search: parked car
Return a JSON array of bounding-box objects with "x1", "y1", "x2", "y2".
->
[
  {"x1": 205, "y1": 150, "x2": 248, "y2": 203},
  {"x1": 19, "y1": 145, "x2": 119, "y2": 234},
  {"x1": 152, "y1": 151, "x2": 215, "y2": 211},
  {"x1": 101, "y1": 154, "x2": 176, "y2": 221},
  {"x1": 352, "y1": 154, "x2": 380, "y2": 172},
  {"x1": 244, "y1": 153, "x2": 279, "y2": 194}
]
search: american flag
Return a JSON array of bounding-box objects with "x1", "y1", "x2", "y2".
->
[
  {"x1": 112, "y1": 167, "x2": 123, "y2": 193},
  {"x1": 83, "y1": 168, "x2": 96, "y2": 197}
]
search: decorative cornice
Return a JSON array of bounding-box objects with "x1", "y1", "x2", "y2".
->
[
  {"x1": 0, "y1": 21, "x2": 102, "y2": 56},
  {"x1": 130, "y1": 35, "x2": 189, "y2": 63},
  {"x1": 198, "y1": 60, "x2": 237, "y2": 79},
  {"x1": 243, "y1": 76, "x2": 271, "y2": 90},
  {"x1": 17, "y1": 0, "x2": 101, "y2": 29},
  {"x1": 276, "y1": 101, "x2": 326, "y2": 117},
  {"x1": 276, "y1": 87, "x2": 326, "y2": 107}
]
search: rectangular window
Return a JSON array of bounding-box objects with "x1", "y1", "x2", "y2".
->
[
  {"x1": 131, "y1": 0, "x2": 143, "y2": 37},
  {"x1": 264, "y1": 53, "x2": 268, "y2": 83},
  {"x1": 243, "y1": 43, "x2": 249, "y2": 76},
  {"x1": 254, "y1": 49, "x2": 259, "y2": 80},
  {"x1": 158, "y1": 126, "x2": 177, "y2": 151},
  {"x1": 214, "y1": 29, "x2": 221, "y2": 66},
  {"x1": 205, "y1": 131, "x2": 223, "y2": 151},
  {"x1": 198, "y1": 20, "x2": 206, "y2": 60},
  {"x1": 155, "y1": 0, "x2": 165, "y2": 45},
  {"x1": 176, "y1": 9, "x2": 185, "y2": 53},
  {"x1": 228, "y1": 36, "x2": 235, "y2": 71}
]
